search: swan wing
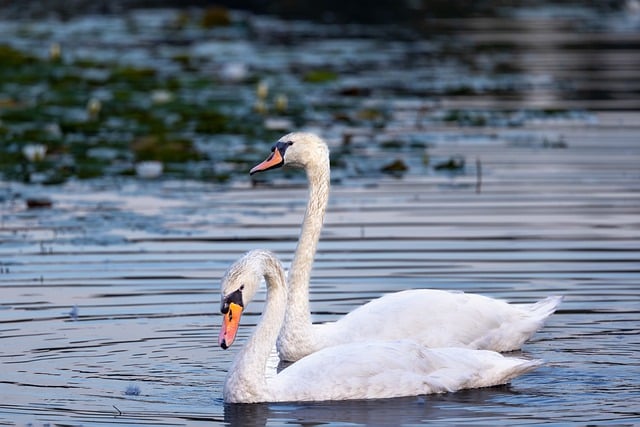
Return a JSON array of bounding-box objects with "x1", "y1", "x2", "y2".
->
[
  {"x1": 264, "y1": 341, "x2": 541, "y2": 402},
  {"x1": 315, "y1": 291, "x2": 562, "y2": 352}
]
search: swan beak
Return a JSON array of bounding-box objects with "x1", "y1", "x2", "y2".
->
[
  {"x1": 219, "y1": 302, "x2": 243, "y2": 349},
  {"x1": 249, "y1": 147, "x2": 284, "y2": 175}
]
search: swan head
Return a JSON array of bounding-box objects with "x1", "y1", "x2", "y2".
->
[
  {"x1": 218, "y1": 249, "x2": 282, "y2": 349},
  {"x1": 249, "y1": 132, "x2": 328, "y2": 175}
]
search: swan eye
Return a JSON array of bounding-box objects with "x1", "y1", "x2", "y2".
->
[
  {"x1": 240, "y1": 285, "x2": 245, "y2": 291},
  {"x1": 221, "y1": 287, "x2": 244, "y2": 314},
  {"x1": 272, "y1": 140, "x2": 294, "y2": 155}
]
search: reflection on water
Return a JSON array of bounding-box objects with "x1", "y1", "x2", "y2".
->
[{"x1": 224, "y1": 386, "x2": 540, "y2": 427}]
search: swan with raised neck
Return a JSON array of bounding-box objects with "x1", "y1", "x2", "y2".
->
[{"x1": 250, "y1": 132, "x2": 563, "y2": 362}]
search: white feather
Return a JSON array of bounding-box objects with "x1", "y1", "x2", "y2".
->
[
  {"x1": 220, "y1": 250, "x2": 542, "y2": 403},
  {"x1": 252, "y1": 132, "x2": 562, "y2": 361}
]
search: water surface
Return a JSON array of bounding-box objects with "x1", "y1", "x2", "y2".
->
[{"x1": 2, "y1": 111, "x2": 639, "y2": 425}]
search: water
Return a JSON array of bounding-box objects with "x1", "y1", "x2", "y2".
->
[
  {"x1": 1, "y1": 3, "x2": 640, "y2": 426},
  {"x1": 2, "y1": 112, "x2": 639, "y2": 425}
]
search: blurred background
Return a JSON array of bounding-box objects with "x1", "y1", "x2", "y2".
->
[{"x1": 1, "y1": 0, "x2": 638, "y2": 184}]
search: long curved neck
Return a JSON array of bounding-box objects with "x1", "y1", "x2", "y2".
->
[
  {"x1": 224, "y1": 258, "x2": 287, "y2": 402},
  {"x1": 279, "y1": 151, "x2": 330, "y2": 347}
]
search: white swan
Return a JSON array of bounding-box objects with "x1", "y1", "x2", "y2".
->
[
  {"x1": 250, "y1": 132, "x2": 563, "y2": 361},
  {"x1": 218, "y1": 249, "x2": 542, "y2": 403}
]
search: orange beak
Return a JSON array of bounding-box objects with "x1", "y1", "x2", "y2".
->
[
  {"x1": 219, "y1": 302, "x2": 243, "y2": 349},
  {"x1": 249, "y1": 147, "x2": 284, "y2": 175}
]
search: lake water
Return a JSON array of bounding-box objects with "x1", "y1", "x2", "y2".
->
[
  {"x1": 1, "y1": 3, "x2": 640, "y2": 426},
  {"x1": 2, "y1": 111, "x2": 639, "y2": 425}
]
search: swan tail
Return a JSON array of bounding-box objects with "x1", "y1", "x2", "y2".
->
[
  {"x1": 471, "y1": 354, "x2": 543, "y2": 389},
  {"x1": 497, "y1": 295, "x2": 563, "y2": 351},
  {"x1": 425, "y1": 349, "x2": 543, "y2": 392},
  {"x1": 498, "y1": 357, "x2": 544, "y2": 384},
  {"x1": 469, "y1": 295, "x2": 563, "y2": 352},
  {"x1": 525, "y1": 295, "x2": 564, "y2": 321}
]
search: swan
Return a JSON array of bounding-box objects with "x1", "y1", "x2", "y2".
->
[
  {"x1": 249, "y1": 132, "x2": 563, "y2": 362},
  {"x1": 218, "y1": 249, "x2": 542, "y2": 403}
]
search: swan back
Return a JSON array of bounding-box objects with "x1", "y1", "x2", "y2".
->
[{"x1": 239, "y1": 340, "x2": 542, "y2": 403}]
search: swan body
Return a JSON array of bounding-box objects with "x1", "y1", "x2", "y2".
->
[
  {"x1": 290, "y1": 290, "x2": 562, "y2": 361},
  {"x1": 250, "y1": 132, "x2": 563, "y2": 361},
  {"x1": 218, "y1": 250, "x2": 542, "y2": 403}
]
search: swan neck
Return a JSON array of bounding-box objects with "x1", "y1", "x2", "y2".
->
[
  {"x1": 287, "y1": 156, "x2": 329, "y2": 321},
  {"x1": 225, "y1": 257, "x2": 287, "y2": 401}
]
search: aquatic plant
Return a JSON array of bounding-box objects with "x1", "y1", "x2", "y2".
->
[
  {"x1": 0, "y1": 7, "x2": 596, "y2": 185},
  {"x1": 303, "y1": 69, "x2": 338, "y2": 83},
  {"x1": 381, "y1": 158, "x2": 409, "y2": 176},
  {"x1": 434, "y1": 155, "x2": 465, "y2": 171},
  {"x1": 200, "y1": 6, "x2": 232, "y2": 28},
  {"x1": 22, "y1": 144, "x2": 47, "y2": 162},
  {"x1": 0, "y1": 44, "x2": 37, "y2": 67}
]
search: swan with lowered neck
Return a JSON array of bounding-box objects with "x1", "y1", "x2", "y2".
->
[
  {"x1": 250, "y1": 132, "x2": 563, "y2": 362},
  {"x1": 218, "y1": 249, "x2": 542, "y2": 403}
]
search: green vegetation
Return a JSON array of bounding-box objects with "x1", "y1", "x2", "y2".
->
[
  {"x1": 0, "y1": 10, "x2": 591, "y2": 186},
  {"x1": 0, "y1": 42, "x2": 248, "y2": 183},
  {"x1": 0, "y1": 44, "x2": 38, "y2": 67},
  {"x1": 200, "y1": 6, "x2": 232, "y2": 28},
  {"x1": 303, "y1": 69, "x2": 339, "y2": 83}
]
